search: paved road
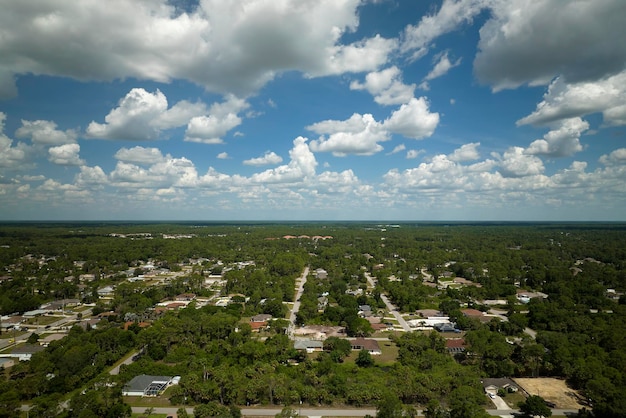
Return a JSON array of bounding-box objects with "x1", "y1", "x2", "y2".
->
[
  {"x1": 130, "y1": 406, "x2": 578, "y2": 417},
  {"x1": 364, "y1": 272, "x2": 411, "y2": 332},
  {"x1": 110, "y1": 350, "x2": 140, "y2": 375},
  {"x1": 288, "y1": 266, "x2": 309, "y2": 337}
]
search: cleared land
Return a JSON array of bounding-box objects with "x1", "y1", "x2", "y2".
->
[{"x1": 513, "y1": 377, "x2": 584, "y2": 409}]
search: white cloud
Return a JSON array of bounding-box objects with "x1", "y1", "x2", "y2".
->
[
  {"x1": 154, "y1": 100, "x2": 208, "y2": 130},
  {"x1": 314, "y1": 169, "x2": 359, "y2": 195},
  {"x1": 75, "y1": 165, "x2": 108, "y2": 186},
  {"x1": 449, "y1": 142, "x2": 480, "y2": 162},
  {"x1": 16, "y1": 120, "x2": 77, "y2": 145},
  {"x1": 388, "y1": 144, "x2": 406, "y2": 155},
  {"x1": 599, "y1": 148, "x2": 626, "y2": 166},
  {"x1": 350, "y1": 66, "x2": 416, "y2": 105},
  {"x1": 496, "y1": 147, "x2": 545, "y2": 178},
  {"x1": 307, "y1": 98, "x2": 439, "y2": 156},
  {"x1": 0, "y1": 0, "x2": 395, "y2": 97},
  {"x1": 308, "y1": 113, "x2": 388, "y2": 156},
  {"x1": 184, "y1": 95, "x2": 249, "y2": 144},
  {"x1": 184, "y1": 114, "x2": 241, "y2": 144},
  {"x1": 217, "y1": 152, "x2": 229, "y2": 160},
  {"x1": 251, "y1": 137, "x2": 317, "y2": 183},
  {"x1": 109, "y1": 156, "x2": 200, "y2": 189},
  {"x1": 526, "y1": 118, "x2": 588, "y2": 157},
  {"x1": 87, "y1": 88, "x2": 238, "y2": 143},
  {"x1": 401, "y1": 0, "x2": 487, "y2": 60},
  {"x1": 87, "y1": 88, "x2": 168, "y2": 140},
  {"x1": 48, "y1": 143, "x2": 84, "y2": 166},
  {"x1": 518, "y1": 72, "x2": 626, "y2": 126},
  {"x1": 383, "y1": 97, "x2": 439, "y2": 140},
  {"x1": 474, "y1": 0, "x2": 626, "y2": 91},
  {"x1": 38, "y1": 179, "x2": 78, "y2": 192},
  {"x1": 311, "y1": 35, "x2": 397, "y2": 77},
  {"x1": 424, "y1": 51, "x2": 461, "y2": 81},
  {"x1": 0, "y1": 112, "x2": 30, "y2": 169},
  {"x1": 114, "y1": 146, "x2": 166, "y2": 165},
  {"x1": 243, "y1": 151, "x2": 283, "y2": 166},
  {"x1": 406, "y1": 149, "x2": 423, "y2": 159}
]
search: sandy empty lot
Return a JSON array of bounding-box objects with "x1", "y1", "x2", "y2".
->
[{"x1": 513, "y1": 377, "x2": 584, "y2": 409}]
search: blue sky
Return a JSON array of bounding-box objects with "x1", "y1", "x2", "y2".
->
[{"x1": 1, "y1": 0, "x2": 625, "y2": 221}]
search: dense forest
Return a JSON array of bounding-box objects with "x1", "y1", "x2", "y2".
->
[{"x1": 0, "y1": 222, "x2": 625, "y2": 417}]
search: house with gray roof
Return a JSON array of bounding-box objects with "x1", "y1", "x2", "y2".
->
[{"x1": 122, "y1": 374, "x2": 175, "y2": 397}]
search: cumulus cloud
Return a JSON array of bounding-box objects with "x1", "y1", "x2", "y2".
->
[
  {"x1": 75, "y1": 165, "x2": 108, "y2": 187},
  {"x1": 243, "y1": 151, "x2": 283, "y2": 166},
  {"x1": 474, "y1": 0, "x2": 626, "y2": 91},
  {"x1": 449, "y1": 142, "x2": 480, "y2": 162},
  {"x1": 86, "y1": 88, "x2": 247, "y2": 144},
  {"x1": 308, "y1": 113, "x2": 388, "y2": 156},
  {"x1": 48, "y1": 143, "x2": 84, "y2": 166},
  {"x1": 87, "y1": 89, "x2": 168, "y2": 140},
  {"x1": 307, "y1": 98, "x2": 439, "y2": 156},
  {"x1": 89, "y1": 92, "x2": 203, "y2": 141},
  {"x1": 518, "y1": 72, "x2": 626, "y2": 126},
  {"x1": 599, "y1": 148, "x2": 626, "y2": 166},
  {"x1": 0, "y1": 0, "x2": 395, "y2": 97},
  {"x1": 383, "y1": 97, "x2": 439, "y2": 140},
  {"x1": 350, "y1": 66, "x2": 416, "y2": 105},
  {"x1": 0, "y1": 112, "x2": 30, "y2": 169},
  {"x1": 109, "y1": 155, "x2": 200, "y2": 189},
  {"x1": 314, "y1": 169, "x2": 359, "y2": 195},
  {"x1": 184, "y1": 95, "x2": 249, "y2": 144},
  {"x1": 217, "y1": 152, "x2": 229, "y2": 159},
  {"x1": 496, "y1": 147, "x2": 545, "y2": 178},
  {"x1": 114, "y1": 146, "x2": 166, "y2": 165},
  {"x1": 251, "y1": 137, "x2": 317, "y2": 183},
  {"x1": 526, "y1": 118, "x2": 588, "y2": 157},
  {"x1": 16, "y1": 120, "x2": 77, "y2": 145},
  {"x1": 312, "y1": 35, "x2": 397, "y2": 77}
]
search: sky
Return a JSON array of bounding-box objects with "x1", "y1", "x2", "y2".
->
[{"x1": 1, "y1": 0, "x2": 625, "y2": 221}]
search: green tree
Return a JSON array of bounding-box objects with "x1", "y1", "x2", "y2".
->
[
  {"x1": 376, "y1": 392, "x2": 404, "y2": 418},
  {"x1": 275, "y1": 407, "x2": 299, "y2": 417},
  {"x1": 176, "y1": 408, "x2": 190, "y2": 418},
  {"x1": 424, "y1": 399, "x2": 449, "y2": 418},
  {"x1": 519, "y1": 395, "x2": 552, "y2": 418},
  {"x1": 194, "y1": 401, "x2": 232, "y2": 417},
  {"x1": 355, "y1": 349, "x2": 374, "y2": 367}
]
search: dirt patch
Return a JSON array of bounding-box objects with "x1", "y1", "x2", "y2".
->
[
  {"x1": 513, "y1": 377, "x2": 584, "y2": 409},
  {"x1": 293, "y1": 325, "x2": 345, "y2": 339}
]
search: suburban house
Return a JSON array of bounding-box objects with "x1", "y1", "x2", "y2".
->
[
  {"x1": 97, "y1": 286, "x2": 115, "y2": 297},
  {"x1": 481, "y1": 378, "x2": 519, "y2": 394},
  {"x1": 350, "y1": 338, "x2": 381, "y2": 355},
  {"x1": 0, "y1": 344, "x2": 45, "y2": 361},
  {"x1": 314, "y1": 268, "x2": 328, "y2": 279},
  {"x1": 251, "y1": 314, "x2": 272, "y2": 323},
  {"x1": 445, "y1": 338, "x2": 467, "y2": 353},
  {"x1": 461, "y1": 308, "x2": 493, "y2": 323},
  {"x1": 294, "y1": 339, "x2": 324, "y2": 353},
  {"x1": 433, "y1": 323, "x2": 459, "y2": 333},
  {"x1": 122, "y1": 374, "x2": 179, "y2": 397},
  {"x1": 175, "y1": 293, "x2": 196, "y2": 301},
  {"x1": 39, "y1": 333, "x2": 66, "y2": 347}
]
